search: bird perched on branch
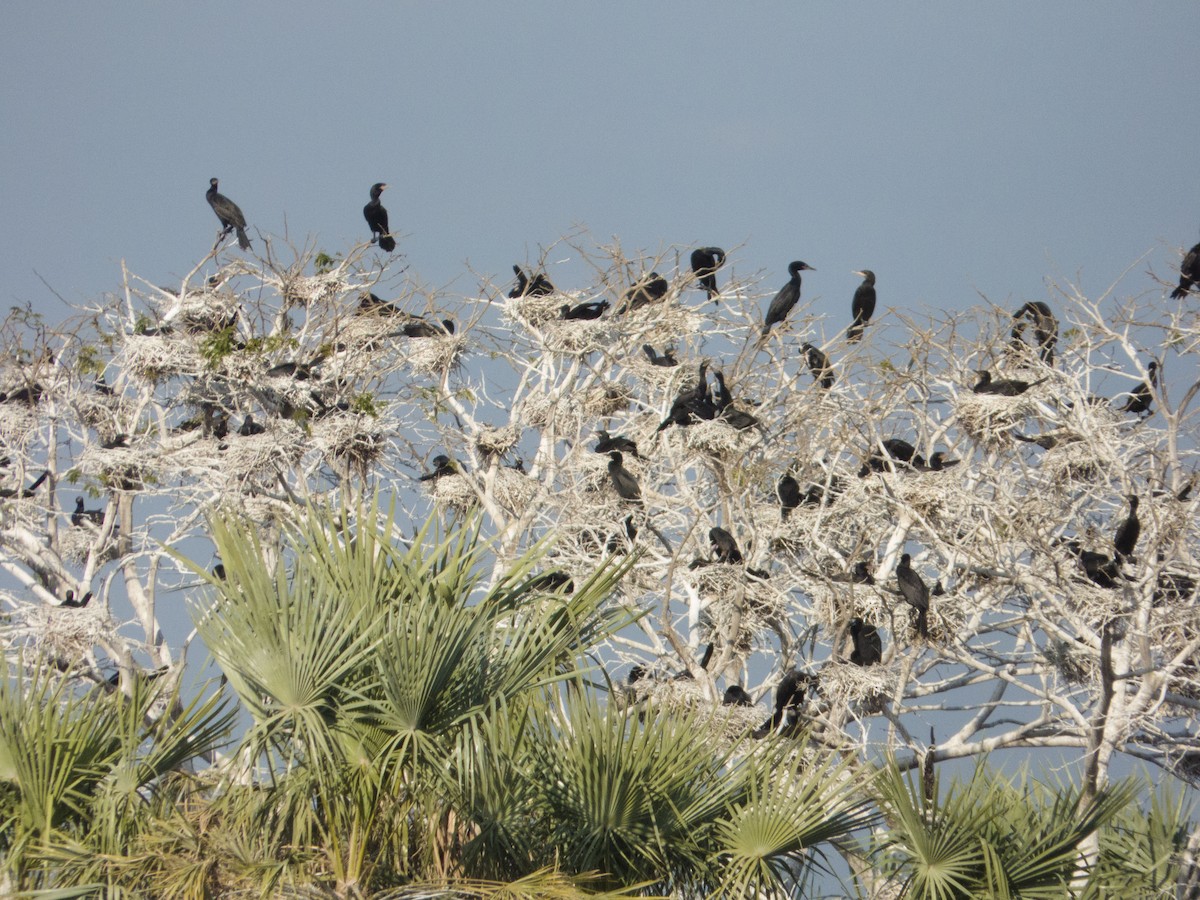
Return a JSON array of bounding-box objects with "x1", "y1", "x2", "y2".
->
[
  {"x1": 762, "y1": 261, "x2": 813, "y2": 335},
  {"x1": 801, "y1": 342, "x2": 835, "y2": 389},
  {"x1": 363, "y1": 183, "x2": 396, "y2": 252},
  {"x1": 778, "y1": 473, "x2": 801, "y2": 521},
  {"x1": 419, "y1": 454, "x2": 458, "y2": 481},
  {"x1": 722, "y1": 684, "x2": 754, "y2": 706},
  {"x1": 509, "y1": 265, "x2": 555, "y2": 298},
  {"x1": 711, "y1": 371, "x2": 760, "y2": 431},
  {"x1": 849, "y1": 618, "x2": 882, "y2": 666},
  {"x1": 896, "y1": 553, "x2": 930, "y2": 638},
  {"x1": 401, "y1": 318, "x2": 455, "y2": 338},
  {"x1": 617, "y1": 272, "x2": 669, "y2": 314},
  {"x1": 206, "y1": 178, "x2": 251, "y2": 251},
  {"x1": 61, "y1": 590, "x2": 94, "y2": 609},
  {"x1": 238, "y1": 414, "x2": 265, "y2": 437},
  {"x1": 1012, "y1": 301, "x2": 1058, "y2": 365},
  {"x1": 593, "y1": 430, "x2": 639, "y2": 458},
  {"x1": 642, "y1": 344, "x2": 678, "y2": 367},
  {"x1": 561, "y1": 299, "x2": 608, "y2": 320},
  {"x1": 0, "y1": 384, "x2": 44, "y2": 405},
  {"x1": 0, "y1": 469, "x2": 49, "y2": 499},
  {"x1": 690, "y1": 246, "x2": 726, "y2": 301},
  {"x1": 972, "y1": 369, "x2": 1047, "y2": 396},
  {"x1": 1171, "y1": 241, "x2": 1200, "y2": 300},
  {"x1": 1113, "y1": 494, "x2": 1140, "y2": 562},
  {"x1": 709, "y1": 527, "x2": 744, "y2": 565},
  {"x1": 1117, "y1": 360, "x2": 1158, "y2": 416},
  {"x1": 657, "y1": 361, "x2": 716, "y2": 431},
  {"x1": 752, "y1": 670, "x2": 816, "y2": 739},
  {"x1": 859, "y1": 438, "x2": 925, "y2": 476},
  {"x1": 607, "y1": 451, "x2": 642, "y2": 504},
  {"x1": 71, "y1": 496, "x2": 105, "y2": 527},
  {"x1": 847, "y1": 269, "x2": 876, "y2": 342}
]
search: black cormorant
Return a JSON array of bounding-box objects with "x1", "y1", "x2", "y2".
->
[
  {"x1": 1113, "y1": 494, "x2": 1140, "y2": 561},
  {"x1": 206, "y1": 178, "x2": 251, "y2": 250},
  {"x1": 358, "y1": 293, "x2": 406, "y2": 317},
  {"x1": 778, "y1": 473, "x2": 801, "y2": 520},
  {"x1": 896, "y1": 553, "x2": 930, "y2": 638},
  {"x1": 859, "y1": 438, "x2": 926, "y2": 476},
  {"x1": 690, "y1": 247, "x2": 726, "y2": 301},
  {"x1": 61, "y1": 590, "x2": 94, "y2": 609},
  {"x1": 1118, "y1": 361, "x2": 1158, "y2": 415},
  {"x1": 509, "y1": 265, "x2": 555, "y2": 298},
  {"x1": 657, "y1": 361, "x2": 716, "y2": 431},
  {"x1": 712, "y1": 371, "x2": 760, "y2": 430},
  {"x1": 751, "y1": 670, "x2": 815, "y2": 739},
  {"x1": 71, "y1": 496, "x2": 105, "y2": 527},
  {"x1": 0, "y1": 469, "x2": 49, "y2": 499},
  {"x1": 604, "y1": 514, "x2": 639, "y2": 553},
  {"x1": 0, "y1": 385, "x2": 43, "y2": 405},
  {"x1": 1171, "y1": 242, "x2": 1200, "y2": 300},
  {"x1": 618, "y1": 272, "x2": 669, "y2": 314},
  {"x1": 561, "y1": 299, "x2": 609, "y2": 320},
  {"x1": 722, "y1": 684, "x2": 754, "y2": 707},
  {"x1": 608, "y1": 451, "x2": 642, "y2": 504},
  {"x1": 642, "y1": 344, "x2": 678, "y2": 367},
  {"x1": 419, "y1": 454, "x2": 458, "y2": 481},
  {"x1": 402, "y1": 319, "x2": 455, "y2": 338},
  {"x1": 924, "y1": 452, "x2": 960, "y2": 471},
  {"x1": 528, "y1": 570, "x2": 574, "y2": 594},
  {"x1": 762, "y1": 261, "x2": 813, "y2": 335},
  {"x1": 709, "y1": 526, "x2": 744, "y2": 564},
  {"x1": 849, "y1": 618, "x2": 882, "y2": 666},
  {"x1": 801, "y1": 342, "x2": 835, "y2": 389},
  {"x1": 1012, "y1": 302, "x2": 1058, "y2": 365},
  {"x1": 594, "y1": 430, "x2": 639, "y2": 458},
  {"x1": 363, "y1": 183, "x2": 396, "y2": 253},
  {"x1": 972, "y1": 369, "x2": 1047, "y2": 396},
  {"x1": 238, "y1": 414, "x2": 265, "y2": 437},
  {"x1": 847, "y1": 270, "x2": 876, "y2": 342}
]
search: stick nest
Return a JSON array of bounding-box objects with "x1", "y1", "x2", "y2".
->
[
  {"x1": 402, "y1": 333, "x2": 467, "y2": 376},
  {"x1": 955, "y1": 391, "x2": 1040, "y2": 442},
  {"x1": 313, "y1": 413, "x2": 388, "y2": 473}
]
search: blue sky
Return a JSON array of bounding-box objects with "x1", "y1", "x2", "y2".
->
[{"x1": 2, "y1": 3, "x2": 1197, "y2": 327}]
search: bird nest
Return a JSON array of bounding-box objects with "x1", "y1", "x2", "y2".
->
[
  {"x1": 805, "y1": 581, "x2": 889, "y2": 629},
  {"x1": 74, "y1": 446, "x2": 153, "y2": 490},
  {"x1": 428, "y1": 473, "x2": 477, "y2": 511},
  {"x1": 619, "y1": 678, "x2": 764, "y2": 744},
  {"x1": 681, "y1": 419, "x2": 760, "y2": 458},
  {"x1": 402, "y1": 333, "x2": 467, "y2": 376},
  {"x1": 224, "y1": 424, "x2": 310, "y2": 479},
  {"x1": 618, "y1": 301, "x2": 705, "y2": 346},
  {"x1": 173, "y1": 292, "x2": 239, "y2": 333},
  {"x1": 474, "y1": 424, "x2": 520, "y2": 458},
  {"x1": 583, "y1": 382, "x2": 633, "y2": 418},
  {"x1": 15, "y1": 602, "x2": 114, "y2": 663},
  {"x1": 491, "y1": 467, "x2": 540, "y2": 514},
  {"x1": 0, "y1": 404, "x2": 40, "y2": 449},
  {"x1": 817, "y1": 659, "x2": 894, "y2": 711},
  {"x1": 523, "y1": 392, "x2": 582, "y2": 434},
  {"x1": 73, "y1": 393, "x2": 130, "y2": 432},
  {"x1": 313, "y1": 413, "x2": 387, "y2": 474},
  {"x1": 541, "y1": 319, "x2": 615, "y2": 355},
  {"x1": 691, "y1": 565, "x2": 786, "y2": 648},
  {"x1": 629, "y1": 356, "x2": 689, "y2": 392},
  {"x1": 1044, "y1": 638, "x2": 1098, "y2": 686},
  {"x1": 1040, "y1": 441, "x2": 1117, "y2": 484},
  {"x1": 58, "y1": 526, "x2": 119, "y2": 565},
  {"x1": 504, "y1": 290, "x2": 570, "y2": 327},
  {"x1": 275, "y1": 272, "x2": 350, "y2": 306},
  {"x1": 123, "y1": 335, "x2": 204, "y2": 383},
  {"x1": 955, "y1": 392, "x2": 1039, "y2": 442}
]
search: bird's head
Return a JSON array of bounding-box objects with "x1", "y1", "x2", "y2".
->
[
  {"x1": 609, "y1": 451, "x2": 623, "y2": 464},
  {"x1": 209, "y1": 177, "x2": 219, "y2": 189},
  {"x1": 853, "y1": 269, "x2": 875, "y2": 282},
  {"x1": 789, "y1": 261, "x2": 814, "y2": 275}
]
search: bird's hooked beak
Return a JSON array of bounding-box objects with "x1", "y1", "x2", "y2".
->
[{"x1": 852, "y1": 270, "x2": 866, "y2": 278}]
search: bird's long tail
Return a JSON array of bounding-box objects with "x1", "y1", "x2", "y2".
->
[
  {"x1": 1171, "y1": 282, "x2": 1192, "y2": 301},
  {"x1": 235, "y1": 227, "x2": 251, "y2": 251},
  {"x1": 379, "y1": 235, "x2": 396, "y2": 253},
  {"x1": 917, "y1": 608, "x2": 929, "y2": 639},
  {"x1": 846, "y1": 322, "x2": 865, "y2": 343}
]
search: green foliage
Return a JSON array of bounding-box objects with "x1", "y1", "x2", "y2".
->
[
  {"x1": 198, "y1": 325, "x2": 242, "y2": 369},
  {"x1": 314, "y1": 251, "x2": 342, "y2": 274}
]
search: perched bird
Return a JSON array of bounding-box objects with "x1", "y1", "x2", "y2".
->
[
  {"x1": 604, "y1": 514, "x2": 639, "y2": 554},
  {"x1": 61, "y1": 590, "x2": 94, "y2": 609},
  {"x1": 528, "y1": 570, "x2": 574, "y2": 594},
  {"x1": 801, "y1": 342, "x2": 835, "y2": 389},
  {"x1": 1170, "y1": 241, "x2": 1200, "y2": 300},
  {"x1": 831, "y1": 561, "x2": 875, "y2": 585},
  {"x1": 608, "y1": 451, "x2": 642, "y2": 504},
  {"x1": 923, "y1": 451, "x2": 960, "y2": 472},
  {"x1": 593, "y1": 430, "x2": 639, "y2": 458},
  {"x1": 358, "y1": 293, "x2": 407, "y2": 317},
  {"x1": 618, "y1": 272, "x2": 669, "y2": 314},
  {"x1": 561, "y1": 299, "x2": 609, "y2": 320},
  {"x1": 509, "y1": 265, "x2": 556, "y2": 298},
  {"x1": 709, "y1": 526, "x2": 744, "y2": 564},
  {"x1": 657, "y1": 361, "x2": 716, "y2": 431},
  {"x1": 847, "y1": 270, "x2": 876, "y2": 342},
  {"x1": 1113, "y1": 494, "x2": 1140, "y2": 562},
  {"x1": 1060, "y1": 540, "x2": 1121, "y2": 589},
  {"x1": 0, "y1": 469, "x2": 49, "y2": 499},
  {"x1": 419, "y1": 454, "x2": 458, "y2": 481},
  {"x1": 266, "y1": 355, "x2": 324, "y2": 380},
  {"x1": 1118, "y1": 360, "x2": 1158, "y2": 416},
  {"x1": 801, "y1": 476, "x2": 844, "y2": 506},
  {"x1": 752, "y1": 670, "x2": 816, "y2": 739},
  {"x1": 722, "y1": 684, "x2": 754, "y2": 707},
  {"x1": 972, "y1": 369, "x2": 1047, "y2": 396},
  {"x1": 206, "y1": 178, "x2": 251, "y2": 250},
  {"x1": 238, "y1": 414, "x2": 265, "y2": 437},
  {"x1": 849, "y1": 618, "x2": 883, "y2": 666},
  {"x1": 0, "y1": 384, "x2": 43, "y2": 405},
  {"x1": 402, "y1": 318, "x2": 455, "y2": 338},
  {"x1": 690, "y1": 247, "x2": 726, "y2": 301},
  {"x1": 1012, "y1": 301, "x2": 1058, "y2": 365},
  {"x1": 712, "y1": 371, "x2": 759, "y2": 430},
  {"x1": 71, "y1": 496, "x2": 105, "y2": 527},
  {"x1": 363, "y1": 183, "x2": 396, "y2": 252},
  {"x1": 859, "y1": 438, "x2": 926, "y2": 476},
  {"x1": 100, "y1": 434, "x2": 131, "y2": 450},
  {"x1": 762, "y1": 261, "x2": 813, "y2": 335},
  {"x1": 1012, "y1": 430, "x2": 1078, "y2": 451},
  {"x1": 896, "y1": 553, "x2": 930, "y2": 638},
  {"x1": 778, "y1": 473, "x2": 801, "y2": 520},
  {"x1": 642, "y1": 344, "x2": 678, "y2": 367}
]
